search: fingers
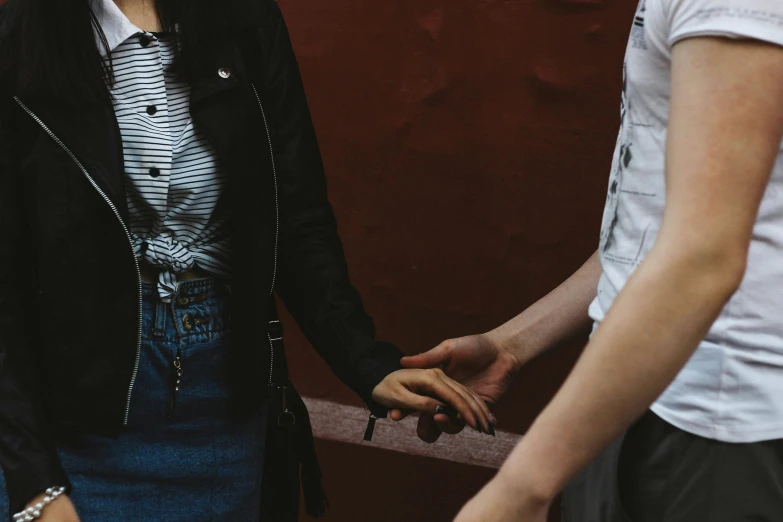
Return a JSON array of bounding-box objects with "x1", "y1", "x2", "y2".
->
[
  {"x1": 392, "y1": 407, "x2": 463, "y2": 437},
  {"x1": 475, "y1": 392, "x2": 496, "y2": 427},
  {"x1": 372, "y1": 371, "x2": 445, "y2": 415},
  {"x1": 436, "y1": 414, "x2": 467, "y2": 435},
  {"x1": 400, "y1": 340, "x2": 454, "y2": 369},
  {"x1": 404, "y1": 407, "x2": 465, "y2": 435},
  {"x1": 390, "y1": 385, "x2": 448, "y2": 414},
  {"x1": 485, "y1": 401, "x2": 499, "y2": 427},
  {"x1": 392, "y1": 408, "x2": 463, "y2": 437},
  {"x1": 389, "y1": 409, "x2": 412, "y2": 422},
  {"x1": 408, "y1": 369, "x2": 489, "y2": 433},
  {"x1": 417, "y1": 413, "x2": 443, "y2": 444},
  {"x1": 466, "y1": 390, "x2": 494, "y2": 434},
  {"x1": 435, "y1": 374, "x2": 495, "y2": 435}
]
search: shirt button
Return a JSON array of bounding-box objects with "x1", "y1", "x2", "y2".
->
[
  {"x1": 139, "y1": 35, "x2": 152, "y2": 47},
  {"x1": 149, "y1": 167, "x2": 161, "y2": 178},
  {"x1": 218, "y1": 67, "x2": 231, "y2": 79},
  {"x1": 146, "y1": 105, "x2": 157, "y2": 115}
]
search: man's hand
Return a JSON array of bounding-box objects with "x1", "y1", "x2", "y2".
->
[
  {"x1": 398, "y1": 252, "x2": 603, "y2": 443},
  {"x1": 453, "y1": 474, "x2": 550, "y2": 522},
  {"x1": 397, "y1": 334, "x2": 520, "y2": 441},
  {"x1": 28, "y1": 493, "x2": 80, "y2": 522}
]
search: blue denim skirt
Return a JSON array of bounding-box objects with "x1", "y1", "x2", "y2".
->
[{"x1": 41, "y1": 278, "x2": 268, "y2": 521}]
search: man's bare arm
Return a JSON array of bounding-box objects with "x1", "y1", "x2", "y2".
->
[{"x1": 494, "y1": 35, "x2": 783, "y2": 504}]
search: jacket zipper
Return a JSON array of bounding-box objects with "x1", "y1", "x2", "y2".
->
[
  {"x1": 14, "y1": 98, "x2": 143, "y2": 426},
  {"x1": 250, "y1": 84, "x2": 280, "y2": 387}
]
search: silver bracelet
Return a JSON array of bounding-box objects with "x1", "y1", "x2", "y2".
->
[{"x1": 13, "y1": 487, "x2": 66, "y2": 522}]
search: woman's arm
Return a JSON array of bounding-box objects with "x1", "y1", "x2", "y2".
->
[
  {"x1": 256, "y1": 4, "x2": 492, "y2": 431},
  {"x1": 0, "y1": 100, "x2": 71, "y2": 514},
  {"x1": 259, "y1": 6, "x2": 401, "y2": 416},
  {"x1": 456, "y1": 36, "x2": 783, "y2": 521}
]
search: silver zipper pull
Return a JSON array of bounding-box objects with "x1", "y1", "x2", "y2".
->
[
  {"x1": 364, "y1": 415, "x2": 378, "y2": 441},
  {"x1": 168, "y1": 355, "x2": 183, "y2": 419}
]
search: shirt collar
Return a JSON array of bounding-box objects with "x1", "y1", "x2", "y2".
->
[{"x1": 93, "y1": 0, "x2": 143, "y2": 56}]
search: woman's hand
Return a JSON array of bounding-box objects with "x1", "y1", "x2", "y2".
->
[
  {"x1": 28, "y1": 494, "x2": 81, "y2": 522},
  {"x1": 371, "y1": 369, "x2": 496, "y2": 434},
  {"x1": 453, "y1": 475, "x2": 551, "y2": 522}
]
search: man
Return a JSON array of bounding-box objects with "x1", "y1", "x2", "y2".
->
[{"x1": 399, "y1": 0, "x2": 783, "y2": 520}]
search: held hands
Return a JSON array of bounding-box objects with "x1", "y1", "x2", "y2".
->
[
  {"x1": 399, "y1": 333, "x2": 521, "y2": 442},
  {"x1": 371, "y1": 369, "x2": 496, "y2": 435}
]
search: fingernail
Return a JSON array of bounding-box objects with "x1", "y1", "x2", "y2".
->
[
  {"x1": 487, "y1": 425, "x2": 496, "y2": 437},
  {"x1": 491, "y1": 415, "x2": 499, "y2": 426}
]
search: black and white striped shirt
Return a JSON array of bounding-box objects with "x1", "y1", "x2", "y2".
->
[{"x1": 95, "y1": 0, "x2": 231, "y2": 301}]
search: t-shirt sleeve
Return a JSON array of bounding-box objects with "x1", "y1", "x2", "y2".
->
[{"x1": 666, "y1": 0, "x2": 783, "y2": 48}]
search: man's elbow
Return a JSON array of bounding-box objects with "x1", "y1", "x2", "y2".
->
[
  {"x1": 654, "y1": 237, "x2": 748, "y2": 300},
  {"x1": 703, "y1": 249, "x2": 747, "y2": 297}
]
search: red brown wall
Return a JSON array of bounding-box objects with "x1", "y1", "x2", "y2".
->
[{"x1": 276, "y1": 0, "x2": 638, "y2": 520}]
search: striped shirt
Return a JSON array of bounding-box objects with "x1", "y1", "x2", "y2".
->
[{"x1": 95, "y1": 0, "x2": 232, "y2": 301}]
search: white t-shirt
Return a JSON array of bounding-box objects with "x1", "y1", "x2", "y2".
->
[{"x1": 588, "y1": 0, "x2": 783, "y2": 443}]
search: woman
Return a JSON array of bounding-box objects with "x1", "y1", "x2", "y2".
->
[{"x1": 0, "y1": 0, "x2": 495, "y2": 520}]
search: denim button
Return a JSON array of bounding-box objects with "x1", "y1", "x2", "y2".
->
[
  {"x1": 177, "y1": 296, "x2": 189, "y2": 306},
  {"x1": 218, "y1": 67, "x2": 231, "y2": 79}
]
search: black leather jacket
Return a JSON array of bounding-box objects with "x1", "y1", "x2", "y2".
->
[{"x1": 0, "y1": 0, "x2": 402, "y2": 513}]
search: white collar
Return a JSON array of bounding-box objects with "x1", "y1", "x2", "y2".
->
[{"x1": 93, "y1": 0, "x2": 143, "y2": 56}]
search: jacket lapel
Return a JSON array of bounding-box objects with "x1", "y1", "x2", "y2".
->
[
  {"x1": 17, "y1": 98, "x2": 130, "y2": 222},
  {"x1": 16, "y1": 40, "x2": 255, "y2": 224},
  {"x1": 189, "y1": 40, "x2": 254, "y2": 169}
]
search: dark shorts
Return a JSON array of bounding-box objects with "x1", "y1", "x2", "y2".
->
[{"x1": 562, "y1": 410, "x2": 783, "y2": 522}]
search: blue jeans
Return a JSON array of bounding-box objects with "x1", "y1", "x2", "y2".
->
[{"x1": 0, "y1": 278, "x2": 268, "y2": 521}]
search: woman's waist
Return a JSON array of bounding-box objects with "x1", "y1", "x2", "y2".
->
[{"x1": 139, "y1": 261, "x2": 213, "y2": 283}]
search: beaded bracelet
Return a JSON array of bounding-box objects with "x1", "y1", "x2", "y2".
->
[{"x1": 13, "y1": 487, "x2": 66, "y2": 522}]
